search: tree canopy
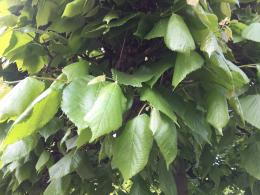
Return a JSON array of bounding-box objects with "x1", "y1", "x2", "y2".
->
[{"x1": 0, "y1": 0, "x2": 260, "y2": 194}]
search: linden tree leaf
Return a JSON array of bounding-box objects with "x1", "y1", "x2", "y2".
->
[
  {"x1": 165, "y1": 14, "x2": 195, "y2": 53},
  {"x1": 150, "y1": 109, "x2": 177, "y2": 168},
  {"x1": 112, "y1": 114, "x2": 153, "y2": 180},
  {"x1": 172, "y1": 51, "x2": 204, "y2": 88},
  {"x1": 140, "y1": 88, "x2": 177, "y2": 124},
  {"x1": 84, "y1": 83, "x2": 127, "y2": 141},
  {"x1": 0, "y1": 77, "x2": 45, "y2": 122},
  {"x1": 1, "y1": 76, "x2": 65, "y2": 148}
]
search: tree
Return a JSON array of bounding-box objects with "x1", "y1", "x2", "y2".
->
[{"x1": 0, "y1": 0, "x2": 260, "y2": 194}]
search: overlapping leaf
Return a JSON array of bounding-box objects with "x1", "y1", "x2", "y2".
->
[
  {"x1": 112, "y1": 114, "x2": 153, "y2": 180},
  {"x1": 85, "y1": 82, "x2": 127, "y2": 141},
  {"x1": 165, "y1": 14, "x2": 195, "y2": 53}
]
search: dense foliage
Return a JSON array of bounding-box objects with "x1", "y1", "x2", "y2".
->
[{"x1": 0, "y1": 0, "x2": 260, "y2": 194}]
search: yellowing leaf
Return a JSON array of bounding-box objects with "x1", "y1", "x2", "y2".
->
[
  {"x1": 62, "y1": 0, "x2": 85, "y2": 18},
  {"x1": 0, "y1": 77, "x2": 45, "y2": 122},
  {"x1": 1, "y1": 76, "x2": 65, "y2": 148}
]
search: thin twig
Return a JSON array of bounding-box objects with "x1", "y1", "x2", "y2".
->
[
  {"x1": 239, "y1": 64, "x2": 259, "y2": 68},
  {"x1": 3, "y1": 80, "x2": 23, "y2": 84},
  {"x1": 115, "y1": 33, "x2": 127, "y2": 69},
  {"x1": 138, "y1": 104, "x2": 147, "y2": 116}
]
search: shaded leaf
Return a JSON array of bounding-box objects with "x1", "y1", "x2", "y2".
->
[
  {"x1": 172, "y1": 51, "x2": 204, "y2": 88},
  {"x1": 39, "y1": 118, "x2": 63, "y2": 141},
  {"x1": 49, "y1": 151, "x2": 82, "y2": 180},
  {"x1": 150, "y1": 109, "x2": 177, "y2": 168},
  {"x1": 206, "y1": 91, "x2": 229, "y2": 135},
  {"x1": 112, "y1": 67, "x2": 153, "y2": 87},
  {"x1": 44, "y1": 176, "x2": 71, "y2": 195},
  {"x1": 129, "y1": 177, "x2": 151, "y2": 195},
  {"x1": 158, "y1": 159, "x2": 178, "y2": 195},
  {"x1": 145, "y1": 18, "x2": 169, "y2": 40},
  {"x1": 140, "y1": 88, "x2": 177, "y2": 123},
  {"x1": 242, "y1": 142, "x2": 260, "y2": 180},
  {"x1": 1, "y1": 136, "x2": 37, "y2": 165},
  {"x1": 35, "y1": 150, "x2": 51, "y2": 172},
  {"x1": 76, "y1": 128, "x2": 92, "y2": 148}
]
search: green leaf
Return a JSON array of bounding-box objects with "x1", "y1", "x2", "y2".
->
[
  {"x1": 99, "y1": 136, "x2": 113, "y2": 161},
  {"x1": 229, "y1": 96, "x2": 245, "y2": 125},
  {"x1": 140, "y1": 88, "x2": 177, "y2": 124},
  {"x1": 0, "y1": 77, "x2": 45, "y2": 122},
  {"x1": 103, "y1": 11, "x2": 119, "y2": 24},
  {"x1": 193, "y1": 5, "x2": 219, "y2": 32},
  {"x1": 168, "y1": 93, "x2": 211, "y2": 144},
  {"x1": 206, "y1": 91, "x2": 229, "y2": 135},
  {"x1": 145, "y1": 18, "x2": 168, "y2": 39},
  {"x1": 62, "y1": 60, "x2": 89, "y2": 82},
  {"x1": 39, "y1": 118, "x2": 63, "y2": 141},
  {"x1": 205, "y1": 53, "x2": 234, "y2": 91},
  {"x1": 134, "y1": 15, "x2": 155, "y2": 39},
  {"x1": 0, "y1": 29, "x2": 13, "y2": 56},
  {"x1": 76, "y1": 129, "x2": 92, "y2": 148},
  {"x1": 112, "y1": 114, "x2": 153, "y2": 180},
  {"x1": 61, "y1": 77, "x2": 105, "y2": 130},
  {"x1": 7, "y1": 43, "x2": 48, "y2": 74},
  {"x1": 35, "y1": 150, "x2": 51, "y2": 172},
  {"x1": 165, "y1": 14, "x2": 195, "y2": 53},
  {"x1": 242, "y1": 23, "x2": 260, "y2": 42},
  {"x1": 242, "y1": 142, "x2": 260, "y2": 180},
  {"x1": 200, "y1": 31, "x2": 220, "y2": 57},
  {"x1": 49, "y1": 151, "x2": 82, "y2": 180},
  {"x1": 85, "y1": 83, "x2": 127, "y2": 141},
  {"x1": 227, "y1": 61, "x2": 250, "y2": 89},
  {"x1": 1, "y1": 76, "x2": 65, "y2": 148},
  {"x1": 240, "y1": 95, "x2": 260, "y2": 129},
  {"x1": 129, "y1": 177, "x2": 151, "y2": 195},
  {"x1": 112, "y1": 67, "x2": 154, "y2": 87},
  {"x1": 15, "y1": 162, "x2": 34, "y2": 185},
  {"x1": 150, "y1": 109, "x2": 177, "y2": 168},
  {"x1": 36, "y1": 0, "x2": 57, "y2": 27},
  {"x1": 3, "y1": 30, "x2": 33, "y2": 56},
  {"x1": 44, "y1": 176, "x2": 71, "y2": 195},
  {"x1": 1, "y1": 136, "x2": 37, "y2": 165},
  {"x1": 146, "y1": 56, "x2": 173, "y2": 87},
  {"x1": 62, "y1": 0, "x2": 85, "y2": 18},
  {"x1": 172, "y1": 51, "x2": 204, "y2": 88},
  {"x1": 158, "y1": 159, "x2": 178, "y2": 195}
]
